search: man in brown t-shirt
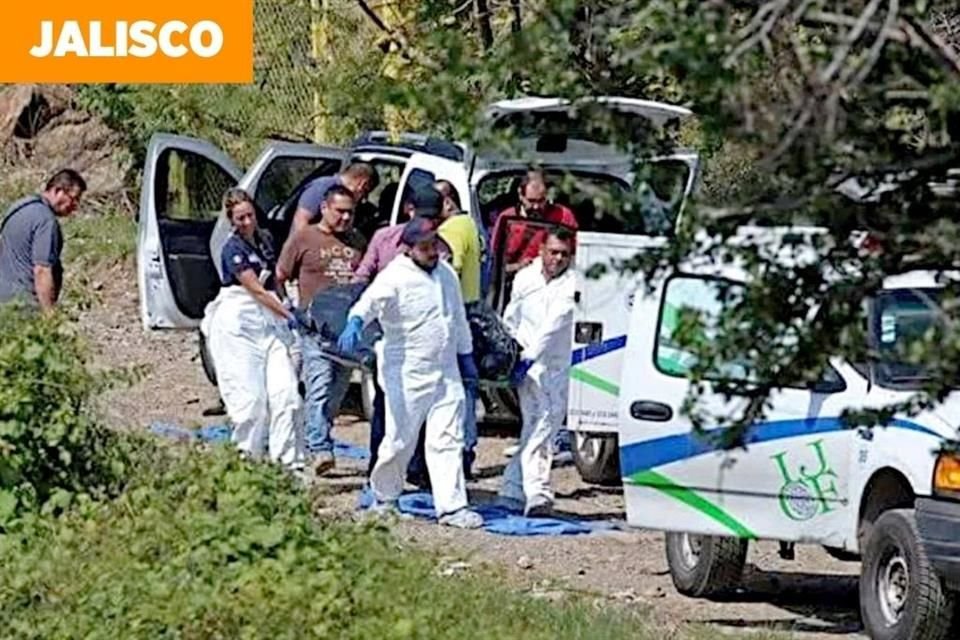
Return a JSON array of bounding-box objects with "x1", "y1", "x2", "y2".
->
[{"x1": 277, "y1": 185, "x2": 366, "y2": 475}]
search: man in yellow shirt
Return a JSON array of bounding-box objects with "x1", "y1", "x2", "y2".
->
[
  {"x1": 434, "y1": 180, "x2": 481, "y2": 304},
  {"x1": 434, "y1": 180, "x2": 483, "y2": 477}
]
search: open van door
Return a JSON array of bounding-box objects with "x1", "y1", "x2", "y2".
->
[{"x1": 138, "y1": 134, "x2": 242, "y2": 330}]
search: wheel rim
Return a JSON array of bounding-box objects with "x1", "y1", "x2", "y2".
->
[
  {"x1": 679, "y1": 533, "x2": 703, "y2": 570},
  {"x1": 876, "y1": 548, "x2": 910, "y2": 626},
  {"x1": 575, "y1": 434, "x2": 603, "y2": 464}
]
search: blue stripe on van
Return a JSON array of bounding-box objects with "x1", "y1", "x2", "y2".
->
[
  {"x1": 571, "y1": 335, "x2": 627, "y2": 366},
  {"x1": 619, "y1": 417, "x2": 941, "y2": 476}
]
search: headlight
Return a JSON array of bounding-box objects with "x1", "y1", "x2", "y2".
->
[{"x1": 933, "y1": 452, "x2": 960, "y2": 499}]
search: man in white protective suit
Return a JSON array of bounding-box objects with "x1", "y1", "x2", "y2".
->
[
  {"x1": 337, "y1": 216, "x2": 484, "y2": 529},
  {"x1": 498, "y1": 227, "x2": 577, "y2": 516}
]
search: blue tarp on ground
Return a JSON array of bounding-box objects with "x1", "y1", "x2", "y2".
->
[
  {"x1": 357, "y1": 488, "x2": 622, "y2": 537},
  {"x1": 148, "y1": 422, "x2": 370, "y2": 460}
]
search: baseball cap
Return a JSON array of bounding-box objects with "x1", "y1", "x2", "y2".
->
[
  {"x1": 404, "y1": 185, "x2": 443, "y2": 219},
  {"x1": 401, "y1": 216, "x2": 439, "y2": 246}
]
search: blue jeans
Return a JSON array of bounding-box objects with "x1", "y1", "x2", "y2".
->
[{"x1": 302, "y1": 339, "x2": 352, "y2": 455}]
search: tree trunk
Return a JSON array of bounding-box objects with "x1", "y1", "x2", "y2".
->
[{"x1": 475, "y1": 0, "x2": 494, "y2": 50}]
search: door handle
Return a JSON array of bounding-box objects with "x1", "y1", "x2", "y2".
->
[{"x1": 630, "y1": 400, "x2": 673, "y2": 422}]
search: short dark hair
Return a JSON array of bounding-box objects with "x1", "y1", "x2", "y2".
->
[
  {"x1": 547, "y1": 227, "x2": 576, "y2": 245},
  {"x1": 324, "y1": 184, "x2": 356, "y2": 203},
  {"x1": 45, "y1": 169, "x2": 86, "y2": 193}
]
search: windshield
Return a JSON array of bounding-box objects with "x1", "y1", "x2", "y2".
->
[{"x1": 873, "y1": 288, "x2": 945, "y2": 389}]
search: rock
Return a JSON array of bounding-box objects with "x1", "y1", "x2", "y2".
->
[
  {"x1": 0, "y1": 84, "x2": 132, "y2": 206},
  {"x1": 640, "y1": 586, "x2": 666, "y2": 599},
  {"x1": 439, "y1": 561, "x2": 471, "y2": 577},
  {"x1": 516, "y1": 555, "x2": 534, "y2": 570},
  {"x1": 528, "y1": 589, "x2": 565, "y2": 602},
  {"x1": 611, "y1": 588, "x2": 638, "y2": 602}
]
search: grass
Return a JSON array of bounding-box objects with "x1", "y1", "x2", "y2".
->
[
  {"x1": 62, "y1": 208, "x2": 137, "y2": 269},
  {"x1": 0, "y1": 443, "x2": 694, "y2": 640}
]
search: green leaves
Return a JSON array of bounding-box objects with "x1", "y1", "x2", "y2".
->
[{"x1": 0, "y1": 306, "x2": 136, "y2": 528}]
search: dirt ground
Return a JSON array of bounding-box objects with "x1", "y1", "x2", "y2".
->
[{"x1": 79, "y1": 265, "x2": 864, "y2": 639}]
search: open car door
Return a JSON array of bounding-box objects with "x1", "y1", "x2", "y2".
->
[
  {"x1": 139, "y1": 135, "x2": 346, "y2": 330},
  {"x1": 138, "y1": 134, "x2": 242, "y2": 330},
  {"x1": 488, "y1": 215, "x2": 576, "y2": 313},
  {"x1": 209, "y1": 142, "x2": 345, "y2": 281},
  {"x1": 392, "y1": 152, "x2": 472, "y2": 224}
]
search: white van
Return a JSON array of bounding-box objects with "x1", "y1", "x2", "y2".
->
[
  {"x1": 135, "y1": 97, "x2": 700, "y2": 486},
  {"x1": 618, "y1": 256, "x2": 960, "y2": 640},
  {"x1": 390, "y1": 97, "x2": 698, "y2": 482}
]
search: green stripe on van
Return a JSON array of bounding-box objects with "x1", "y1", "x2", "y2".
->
[
  {"x1": 626, "y1": 469, "x2": 757, "y2": 539},
  {"x1": 569, "y1": 367, "x2": 620, "y2": 396}
]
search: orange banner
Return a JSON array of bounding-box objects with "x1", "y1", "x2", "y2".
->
[{"x1": 0, "y1": 1, "x2": 254, "y2": 83}]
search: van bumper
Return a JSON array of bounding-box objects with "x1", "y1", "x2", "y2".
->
[{"x1": 916, "y1": 497, "x2": 960, "y2": 590}]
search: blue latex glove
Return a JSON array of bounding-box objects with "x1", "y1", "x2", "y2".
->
[
  {"x1": 337, "y1": 316, "x2": 364, "y2": 354},
  {"x1": 287, "y1": 308, "x2": 313, "y2": 333},
  {"x1": 510, "y1": 358, "x2": 534, "y2": 387},
  {"x1": 457, "y1": 353, "x2": 480, "y2": 391}
]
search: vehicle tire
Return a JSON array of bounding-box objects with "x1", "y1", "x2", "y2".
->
[
  {"x1": 198, "y1": 330, "x2": 217, "y2": 386},
  {"x1": 360, "y1": 370, "x2": 376, "y2": 422},
  {"x1": 665, "y1": 532, "x2": 748, "y2": 599},
  {"x1": 860, "y1": 509, "x2": 956, "y2": 640},
  {"x1": 572, "y1": 432, "x2": 621, "y2": 486}
]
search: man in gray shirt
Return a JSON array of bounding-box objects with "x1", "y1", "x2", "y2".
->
[{"x1": 0, "y1": 169, "x2": 86, "y2": 311}]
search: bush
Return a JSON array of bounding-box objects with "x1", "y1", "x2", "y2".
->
[
  {"x1": 0, "y1": 306, "x2": 139, "y2": 525},
  {"x1": 0, "y1": 444, "x2": 654, "y2": 640},
  {"x1": 0, "y1": 308, "x2": 652, "y2": 639}
]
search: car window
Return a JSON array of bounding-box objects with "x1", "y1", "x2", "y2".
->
[
  {"x1": 154, "y1": 148, "x2": 234, "y2": 221},
  {"x1": 655, "y1": 274, "x2": 846, "y2": 392},
  {"x1": 254, "y1": 156, "x2": 341, "y2": 215}
]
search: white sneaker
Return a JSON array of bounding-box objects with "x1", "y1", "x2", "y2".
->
[
  {"x1": 503, "y1": 444, "x2": 520, "y2": 457},
  {"x1": 438, "y1": 508, "x2": 484, "y2": 529}
]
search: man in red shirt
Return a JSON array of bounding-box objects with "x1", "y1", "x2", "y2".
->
[{"x1": 490, "y1": 170, "x2": 578, "y2": 275}]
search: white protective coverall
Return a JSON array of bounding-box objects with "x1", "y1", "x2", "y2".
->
[
  {"x1": 349, "y1": 255, "x2": 473, "y2": 516},
  {"x1": 200, "y1": 286, "x2": 304, "y2": 468},
  {"x1": 501, "y1": 257, "x2": 576, "y2": 505}
]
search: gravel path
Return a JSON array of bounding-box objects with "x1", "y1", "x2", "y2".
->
[{"x1": 78, "y1": 266, "x2": 866, "y2": 639}]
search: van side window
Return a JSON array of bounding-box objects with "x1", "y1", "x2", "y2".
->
[{"x1": 655, "y1": 275, "x2": 845, "y2": 392}]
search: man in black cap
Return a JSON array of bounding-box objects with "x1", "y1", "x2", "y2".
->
[
  {"x1": 338, "y1": 215, "x2": 482, "y2": 529},
  {"x1": 353, "y1": 185, "x2": 449, "y2": 488},
  {"x1": 353, "y1": 185, "x2": 449, "y2": 284}
]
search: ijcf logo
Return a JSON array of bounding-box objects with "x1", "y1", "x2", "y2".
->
[
  {"x1": 30, "y1": 21, "x2": 224, "y2": 58},
  {"x1": 771, "y1": 439, "x2": 840, "y2": 521}
]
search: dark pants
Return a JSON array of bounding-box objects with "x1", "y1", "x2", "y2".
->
[{"x1": 366, "y1": 364, "x2": 429, "y2": 485}]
